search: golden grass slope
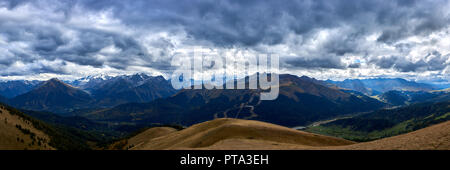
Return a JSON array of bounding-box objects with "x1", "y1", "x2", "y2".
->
[
  {"x1": 109, "y1": 127, "x2": 178, "y2": 150},
  {"x1": 208, "y1": 121, "x2": 450, "y2": 150},
  {"x1": 0, "y1": 106, "x2": 54, "y2": 150},
  {"x1": 125, "y1": 118, "x2": 450, "y2": 150},
  {"x1": 128, "y1": 118, "x2": 355, "y2": 150},
  {"x1": 332, "y1": 120, "x2": 450, "y2": 150}
]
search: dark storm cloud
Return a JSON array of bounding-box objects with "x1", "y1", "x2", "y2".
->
[
  {"x1": 282, "y1": 57, "x2": 345, "y2": 69},
  {"x1": 0, "y1": 60, "x2": 69, "y2": 76},
  {"x1": 3, "y1": 0, "x2": 450, "y2": 46},
  {"x1": 322, "y1": 31, "x2": 363, "y2": 56},
  {"x1": 424, "y1": 51, "x2": 450, "y2": 71},
  {"x1": 65, "y1": 0, "x2": 449, "y2": 46},
  {"x1": 74, "y1": 0, "x2": 450, "y2": 72},
  {"x1": 0, "y1": 22, "x2": 149, "y2": 69},
  {"x1": 0, "y1": 0, "x2": 29, "y2": 8},
  {"x1": 369, "y1": 56, "x2": 398, "y2": 69},
  {"x1": 54, "y1": 29, "x2": 148, "y2": 69},
  {"x1": 0, "y1": 0, "x2": 449, "y2": 77},
  {"x1": 369, "y1": 51, "x2": 450, "y2": 72},
  {"x1": 348, "y1": 63, "x2": 361, "y2": 68}
]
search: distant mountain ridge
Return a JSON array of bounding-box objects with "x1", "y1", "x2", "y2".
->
[
  {"x1": 377, "y1": 90, "x2": 450, "y2": 106},
  {"x1": 327, "y1": 78, "x2": 436, "y2": 95},
  {"x1": 10, "y1": 78, "x2": 95, "y2": 113},
  {"x1": 68, "y1": 74, "x2": 113, "y2": 88},
  {"x1": 0, "y1": 80, "x2": 42, "y2": 98},
  {"x1": 86, "y1": 74, "x2": 176, "y2": 107}
]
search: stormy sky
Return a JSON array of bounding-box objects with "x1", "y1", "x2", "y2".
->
[{"x1": 0, "y1": 0, "x2": 449, "y2": 83}]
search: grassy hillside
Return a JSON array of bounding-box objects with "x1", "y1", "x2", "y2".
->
[
  {"x1": 108, "y1": 127, "x2": 179, "y2": 150},
  {"x1": 0, "y1": 105, "x2": 53, "y2": 150},
  {"x1": 204, "y1": 120, "x2": 450, "y2": 150},
  {"x1": 114, "y1": 118, "x2": 449, "y2": 150},
  {"x1": 121, "y1": 118, "x2": 354, "y2": 150},
  {"x1": 1, "y1": 102, "x2": 189, "y2": 150},
  {"x1": 0, "y1": 103, "x2": 103, "y2": 150},
  {"x1": 331, "y1": 120, "x2": 450, "y2": 150}
]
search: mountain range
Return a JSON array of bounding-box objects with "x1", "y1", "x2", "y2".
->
[
  {"x1": 376, "y1": 90, "x2": 450, "y2": 106},
  {"x1": 2, "y1": 74, "x2": 176, "y2": 113},
  {"x1": 78, "y1": 74, "x2": 385, "y2": 127},
  {"x1": 1, "y1": 73, "x2": 448, "y2": 119},
  {"x1": 86, "y1": 74, "x2": 176, "y2": 107}
]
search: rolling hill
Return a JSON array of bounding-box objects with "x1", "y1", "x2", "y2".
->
[
  {"x1": 330, "y1": 120, "x2": 450, "y2": 150},
  {"x1": 120, "y1": 118, "x2": 355, "y2": 150},
  {"x1": 0, "y1": 103, "x2": 133, "y2": 150},
  {"x1": 113, "y1": 118, "x2": 450, "y2": 150},
  {"x1": 108, "y1": 126, "x2": 179, "y2": 150},
  {"x1": 0, "y1": 103, "x2": 102, "y2": 150},
  {"x1": 206, "y1": 120, "x2": 450, "y2": 150}
]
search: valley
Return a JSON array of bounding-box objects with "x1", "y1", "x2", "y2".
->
[{"x1": 305, "y1": 101, "x2": 450, "y2": 141}]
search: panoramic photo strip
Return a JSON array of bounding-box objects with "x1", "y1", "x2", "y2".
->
[{"x1": 0, "y1": 0, "x2": 448, "y2": 169}]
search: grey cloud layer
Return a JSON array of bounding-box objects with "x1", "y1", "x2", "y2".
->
[
  {"x1": 75, "y1": 0, "x2": 450, "y2": 45},
  {"x1": 0, "y1": 0, "x2": 449, "y2": 80},
  {"x1": 369, "y1": 51, "x2": 450, "y2": 72}
]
